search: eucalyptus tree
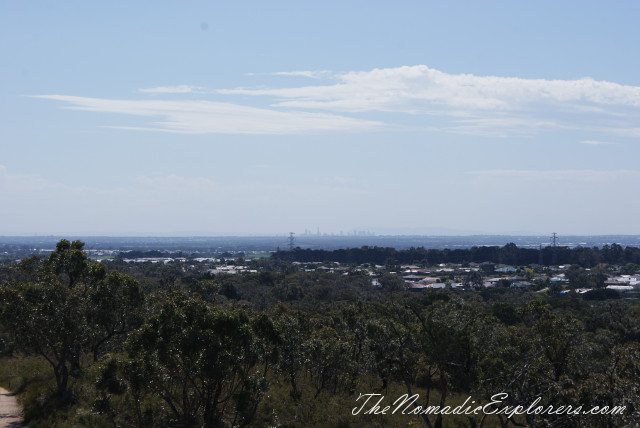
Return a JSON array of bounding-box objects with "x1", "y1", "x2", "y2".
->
[
  {"x1": 109, "y1": 293, "x2": 266, "y2": 427},
  {"x1": 0, "y1": 240, "x2": 143, "y2": 401}
]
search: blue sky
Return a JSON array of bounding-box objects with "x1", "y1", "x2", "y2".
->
[{"x1": 1, "y1": 1, "x2": 639, "y2": 236}]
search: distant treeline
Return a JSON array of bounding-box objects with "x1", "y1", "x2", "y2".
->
[
  {"x1": 117, "y1": 250, "x2": 244, "y2": 259},
  {"x1": 273, "y1": 243, "x2": 640, "y2": 267},
  {"x1": 118, "y1": 250, "x2": 185, "y2": 258}
]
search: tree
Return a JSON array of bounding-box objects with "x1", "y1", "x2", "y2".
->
[
  {"x1": 379, "y1": 272, "x2": 405, "y2": 292},
  {"x1": 464, "y1": 270, "x2": 483, "y2": 290},
  {"x1": 116, "y1": 293, "x2": 266, "y2": 427},
  {"x1": 0, "y1": 240, "x2": 95, "y2": 400},
  {"x1": 621, "y1": 262, "x2": 640, "y2": 275},
  {"x1": 491, "y1": 302, "x2": 520, "y2": 326},
  {"x1": 370, "y1": 299, "x2": 477, "y2": 428},
  {"x1": 44, "y1": 239, "x2": 90, "y2": 288},
  {"x1": 0, "y1": 279, "x2": 85, "y2": 400},
  {"x1": 0, "y1": 239, "x2": 144, "y2": 401},
  {"x1": 565, "y1": 264, "x2": 588, "y2": 289},
  {"x1": 85, "y1": 270, "x2": 145, "y2": 361},
  {"x1": 304, "y1": 325, "x2": 352, "y2": 398},
  {"x1": 272, "y1": 305, "x2": 311, "y2": 400},
  {"x1": 480, "y1": 263, "x2": 495, "y2": 274}
]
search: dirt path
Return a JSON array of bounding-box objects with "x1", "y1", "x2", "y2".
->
[{"x1": 0, "y1": 387, "x2": 22, "y2": 427}]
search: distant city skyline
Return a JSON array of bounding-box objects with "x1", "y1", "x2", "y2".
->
[{"x1": 2, "y1": 1, "x2": 639, "y2": 235}]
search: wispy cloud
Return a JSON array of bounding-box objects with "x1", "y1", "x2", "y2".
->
[
  {"x1": 579, "y1": 140, "x2": 615, "y2": 145},
  {"x1": 138, "y1": 85, "x2": 205, "y2": 94},
  {"x1": 224, "y1": 66, "x2": 640, "y2": 111},
  {"x1": 32, "y1": 95, "x2": 383, "y2": 134},
  {"x1": 611, "y1": 127, "x2": 640, "y2": 138},
  {"x1": 221, "y1": 65, "x2": 640, "y2": 137},
  {"x1": 272, "y1": 70, "x2": 332, "y2": 79},
  {"x1": 246, "y1": 70, "x2": 332, "y2": 79},
  {"x1": 32, "y1": 65, "x2": 640, "y2": 137}
]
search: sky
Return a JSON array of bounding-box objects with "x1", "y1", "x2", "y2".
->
[{"x1": 1, "y1": 1, "x2": 639, "y2": 236}]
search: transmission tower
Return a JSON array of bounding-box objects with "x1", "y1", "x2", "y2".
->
[
  {"x1": 551, "y1": 232, "x2": 558, "y2": 265},
  {"x1": 288, "y1": 232, "x2": 296, "y2": 251},
  {"x1": 538, "y1": 243, "x2": 543, "y2": 265}
]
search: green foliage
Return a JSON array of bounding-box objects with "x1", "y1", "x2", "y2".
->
[
  {"x1": 86, "y1": 270, "x2": 145, "y2": 360},
  {"x1": 0, "y1": 240, "x2": 143, "y2": 413},
  {"x1": 565, "y1": 264, "x2": 608, "y2": 289},
  {"x1": 274, "y1": 243, "x2": 640, "y2": 267},
  {"x1": 491, "y1": 302, "x2": 520, "y2": 325},
  {"x1": 102, "y1": 292, "x2": 266, "y2": 427},
  {"x1": 621, "y1": 262, "x2": 640, "y2": 275},
  {"x1": 44, "y1": 239, "x2": 90, "y2": 287},
  {"x1": 583, "y1": 288, "x2": 620, "y2": 300},
  {"x1": 2, "y1": 239, "x2": 640, "y2": 427},
  {"x1": 379, "y1": 272, "x2": 404, "y2": 292},
  {"x1": 0, "y1": 279, "x2": 85, "y2": 400}
]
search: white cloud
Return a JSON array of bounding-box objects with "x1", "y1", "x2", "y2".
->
[
  {"x1": 579, "y1": 140, "x2": 615, "y2": 145},
  {"x1": 272, "y1": 70, "x2": 332, "y2": 79},
  {"x1": 32, "y1": 95, "x2": 383, "y2": 134},
  {"x1": 220, "y1": 65, "x2": 640, "y2": 136},
  {"x1": 32, "y1": 65, "x2": 640, "y2": 137},
  {"x1": 611, "y1": 127, "x2": 640, "y2": 138},
  {"x1": 138, "y1": 85, "x2": 205, "y2": 94},
  {"x1": 442, "y1": 116, "x2": 564, "y2": 138},
  {"x1": 220, "y1": 66, "x2": 640, "y2": 111}
]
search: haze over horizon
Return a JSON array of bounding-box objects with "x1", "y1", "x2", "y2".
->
[{"x1": 2, "y1": 2, "x2": 639, "y2": 236}]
